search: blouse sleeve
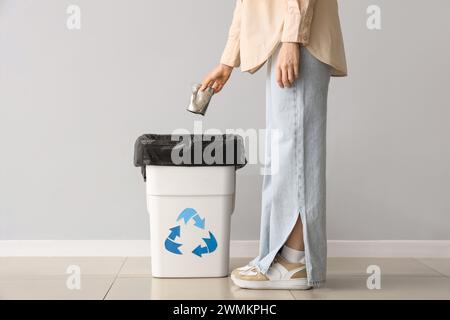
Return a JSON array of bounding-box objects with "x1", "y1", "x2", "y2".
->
[
  {"x1": 220, "y1": 0, "x2": 242, "y2": 68},
  {"x1": 281, "y1": 0, "x2": 317, "y2": 45}
]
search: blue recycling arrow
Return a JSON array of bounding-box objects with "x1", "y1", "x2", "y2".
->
[
  {"x1": 203, "y1": 231, "x2": 217, "y2": 253},
  {"x1": 192, "y1": 231, "x2": 218, "y2": 257},
  {"x1": 165, "y1": 238, "x2": 182, "y2": 255},
  {"x1": 168, "y1": 225, "x2": 180, "y2": 240},
  {"x1": 192, "y1": 215, "x2": 205, "y2": 229},
  {"x1": 176, "y1": 208, "x2": 197, "y2": 224},
  {"x1": 192, "y1": 245, "x2": 208, "y2": 257}
]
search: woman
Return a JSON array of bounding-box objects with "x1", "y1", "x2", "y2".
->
[{"x1": 201, "y1": 0, "x2": 347, "y2": 289}]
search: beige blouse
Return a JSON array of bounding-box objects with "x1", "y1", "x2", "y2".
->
[{"x1": 220, "y1": 0, "x2": 347, "y2": 77}]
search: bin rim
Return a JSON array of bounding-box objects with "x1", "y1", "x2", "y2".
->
[{"x1": 134, "y1": 134, "x2": 247, "y2": 181}]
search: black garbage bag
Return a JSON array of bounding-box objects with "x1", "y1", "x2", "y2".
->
[{"x1": 134, "y1": 134, "x2": 247, "y2": 180}]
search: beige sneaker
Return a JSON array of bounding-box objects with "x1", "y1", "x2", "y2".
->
[
  {"x1": 231, "y1": 264, "x2": 253, "y2": 277},
  {"x1": 230, "y1": 255, "x2": 311, "y2": 290}
]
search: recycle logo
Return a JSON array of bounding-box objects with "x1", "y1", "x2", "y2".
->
[{"x1": 164, "y1": 208, "x2": 218, "y2": 257}]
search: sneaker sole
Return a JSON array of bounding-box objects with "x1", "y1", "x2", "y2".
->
[{"x1": 231, "y1": 274, "x2": 312, "y2": 290}]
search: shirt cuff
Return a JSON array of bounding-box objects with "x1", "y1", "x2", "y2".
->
[
  {"x1": 282, "y1": 0, "x2": 315, "y2": 45},
  {"x1": 220, "y1": 39, "x2": 241, "y2": 68},
  {"x1": 281, "y1": 12, "x2": 302, "y2": 43}
]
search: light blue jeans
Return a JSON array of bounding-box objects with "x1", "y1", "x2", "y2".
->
[{"x1": 250, "y1": 46, "x2": 331, "y2": 287}]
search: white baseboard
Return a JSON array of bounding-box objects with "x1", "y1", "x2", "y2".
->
[
  {"x1": 0, "y1": 240, "x2": 449, "y2": 258},
  {"x1": 327, "y1": 240, "x2": 450, "y2": 258}
]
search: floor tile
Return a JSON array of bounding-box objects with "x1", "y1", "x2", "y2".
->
[
  {"x1": 106, "y1": 277, "x2": 294, "y2": 300},
  {"x1": 418, "y1": 259, "x2": 450, "y2": 277},
  {"x1": 291, "y1": 275, "x2": 450, "y2": 300},
  {"x1": 228, "y1": 285, "x2": 295, "y2": 300},
  {"x1": 118, "y1": 257, "x2": 152, "y2": 277},
  {"x1": 0, "y1": 257, "x2": 125, "y2": 278},
  {"x1": 0, "y1": 275, "x2": 114, "y2": 300},
  {"x1": 327, "y1": 258, "x2": 442, "y2": 277},
  {"x1": 1, "y1": 257, "x2": 448, "y2": 300},
  {"x1": 119, "y1": 257, "x2": 254, "y2": 278}
]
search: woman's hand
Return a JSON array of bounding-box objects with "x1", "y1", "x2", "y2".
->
[
  {"x1": 200, "y1": 64, "x2": 233, "y2": 93},
  {"x1": 276, "y1": 42, "x2": 300, "y2": 89}
]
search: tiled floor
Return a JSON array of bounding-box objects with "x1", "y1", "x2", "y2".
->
[{"x1": 0, "y1": 257, "x2": 449, "y2": 300}]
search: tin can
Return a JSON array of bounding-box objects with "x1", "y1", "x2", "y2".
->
[{"x1": 187, "y1": 84, "x2": 215, "y2": 116}]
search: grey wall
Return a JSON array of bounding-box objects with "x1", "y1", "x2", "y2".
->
[{"x1": 1, "y1": 0, "x2": 449, "y2": 240}]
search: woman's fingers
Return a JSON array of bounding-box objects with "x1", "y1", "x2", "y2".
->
[
  {"x1": 276, "y1": 67, "x2": 284, "y2": 88},
  {"x1": 200, "y1": 64, "x2": 233, "y2": 93},
  {"x1": 286, "y1": 66, "x2": 296, "y2": 87},
  {"x1": 201, "y1": 78, "x2": 217, "y2": 91},
  {"x1": 200, "y1": 79, "x2": 212, "y2": 91},
  {"x1": 211, "y1": 81, "x2": 221, "y2": 93},
  {"x1": 201, "y1": 78, "x2": 223, "y2": 93},
  {"x1": 277, "y1": 64, "x2": 299, "y2": 89},
  {"x1": 282, "y1": 64, "x2": 295, "y2": 88},
  {"x1": 215, "y1": 83, "x2": 224, "y2": 93},
  {"x1": 294, "y1": 60, "x2": 300, "y2": 80},
  {"x1": 288, "y1": 66, "x2": 297, "y2": 87},
  {"x1": 282, "y1": 67, "x2": 291, "y2": 88}
]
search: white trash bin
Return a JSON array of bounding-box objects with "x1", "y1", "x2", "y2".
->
[{"x1": 134, "y1": 134, "x2": 246, "y2": 278}]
